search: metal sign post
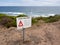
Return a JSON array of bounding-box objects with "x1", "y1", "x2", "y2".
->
[{"x1": 22, "y1": 28, "x2": 25, "y2": 42}]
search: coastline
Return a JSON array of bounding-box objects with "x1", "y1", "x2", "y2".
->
[{"x1": 0, "y1": 12, "x2": 56, "y2": 17}]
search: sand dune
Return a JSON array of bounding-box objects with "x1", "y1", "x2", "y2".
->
[{"x1": 0, "y1": 21, "x2": 60, "y2": 45}]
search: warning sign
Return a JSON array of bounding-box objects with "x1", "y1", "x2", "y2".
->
[
  {"x1": 16, "y1": 17, "x2": 31, "y2": 29},
  {"x1": 18, "y1": 21, "x2": 23, "y2": 27}
]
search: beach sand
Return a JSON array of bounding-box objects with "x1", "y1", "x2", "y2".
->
[{"x1": 0, "y1": 21, "x2": 60, "y2": 45}]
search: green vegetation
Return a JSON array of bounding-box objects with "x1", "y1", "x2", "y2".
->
[
  {"x1": 33, "y1": 15, "x2": 60, "y2": 23},
  {"x1": 0, "y1": 14, "x2": 16, "y2": 28},
  {"x1": 17, "y1": 14, "x2": 27, "y2": 17},
  {"x1": 0, "y1": 14, "x2": 60, "y2": 28}
]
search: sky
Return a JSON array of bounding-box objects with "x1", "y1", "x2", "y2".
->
[{"x1": 0, "y1": 0, "x2": 60, "y2": 6}]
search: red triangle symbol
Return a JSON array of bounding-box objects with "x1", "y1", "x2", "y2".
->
[{"x1": 18, "y1": 21, "x2": 23, "y2": 27}]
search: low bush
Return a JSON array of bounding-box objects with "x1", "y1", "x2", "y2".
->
[
  {"x1": 0, "y1": 14, "x2": 60, "y2": 28},
  {"x1": 17, "y1": 14, "x2": 27, "y2": 17},
  {"x1": 0, "y1": 14, "x2": 16, "y2": 28}
]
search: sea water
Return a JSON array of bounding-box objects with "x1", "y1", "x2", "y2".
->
[{"x1": 0, "y1": 6, "x2": 60, "y2": 17}]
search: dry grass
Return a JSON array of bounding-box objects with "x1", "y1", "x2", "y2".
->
[{"x1": 0, "y1": 21, "x2": 60, "y2": 45}]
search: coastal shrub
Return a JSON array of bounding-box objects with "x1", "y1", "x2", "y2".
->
[
  {"x1": 32, "y1": 18, "x2": 38, "y2": 25},
  {"x1": 0, "y1": 13, "x2": 60, "y2": 28},
  {"x1": 33, "y1": 15, "x2": 60, "y2": 23},
  {"x1": 42, "y1": 16, "x2": 59, "y2": 23},
  {"x1": 0, "y1": 14, "x2": 7, "y2": 20},
  {"x1": 17, "y1": 14, "x2": 27, "y2": 17},
  {"x1": 54, "y1": 15, "x2": 60, "y2": 20},
  {"x1": 0, "y1": 13, "x2": 7, "y2": 16},
  {"x1": 0, "y1": 14, "x2": 16, "y2": 28}
]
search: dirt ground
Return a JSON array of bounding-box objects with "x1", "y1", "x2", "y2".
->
[{"x1": 0, "y1": 21, "x2": 60, "y2": 45}]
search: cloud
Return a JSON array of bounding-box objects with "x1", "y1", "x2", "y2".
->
[
  {"x1": 0, "y1": 2, "x2": 20, "y2": 6},
  {"x1": 20, "y1": 0, "x2": 60, "y2": 6},
  {"x1": 0, "y1": 0, "x2": 60, "y2": 6}
]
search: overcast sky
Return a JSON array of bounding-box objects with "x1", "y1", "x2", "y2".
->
[{"x1": 0, "y1": 0, "x2": 60, "y2": 6}]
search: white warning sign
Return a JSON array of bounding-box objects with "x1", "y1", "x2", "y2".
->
[{"x1": 16, "y1": 17, "x2": 31, "y2": 29}]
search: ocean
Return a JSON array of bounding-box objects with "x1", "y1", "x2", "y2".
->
[{"x1": 0, "y1": 6, "x2": 60, "y2": 17}]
